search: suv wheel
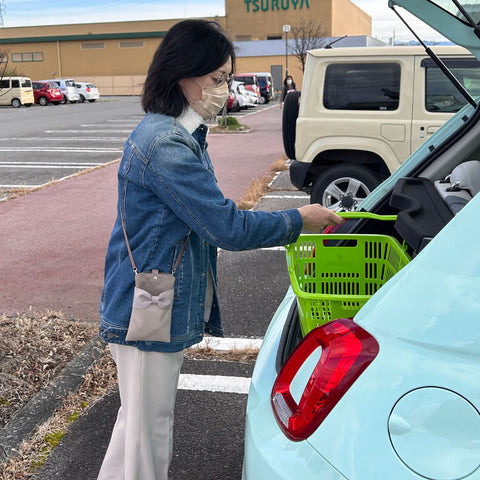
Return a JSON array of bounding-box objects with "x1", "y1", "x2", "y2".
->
[
  {"x1": 79, "y1": 95, "x2": 86, "y2": 103},
  {"x1": 11, "y1": 98, "x2": 21, "y2": 108},
  {"x1": 282, "y1": 91, "x2": 301, "y2": 160},
  {"x1": 310, "y1": 164, "x2": 381, "y2": 211},
  {"x1": 39, "y1": 96, "x2": 48, "y2": 106}
]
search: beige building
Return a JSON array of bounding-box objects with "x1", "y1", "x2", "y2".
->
[
  {"x1": 225, "y1": 0, "x2": 371, "y2": 40},
  {"x1": 0, "y1": 0, "x2": 373, "y2": 94}
]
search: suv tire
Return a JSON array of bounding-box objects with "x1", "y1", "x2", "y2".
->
[
  {"x1": 310, "y1": 164, "x2": 381, "y2": 210},
  {"x1": 39, "y1": 96, "x2": 48, "y2": 106},
  {"x1": 282, "y1": 91, "x2": 301, "y2": 160}
]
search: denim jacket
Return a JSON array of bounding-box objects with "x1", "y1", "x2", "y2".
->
[{"x1": 99, "y1": 112, "x2": 303, "y2": 352}]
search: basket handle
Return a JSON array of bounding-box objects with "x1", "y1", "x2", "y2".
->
[{"x1": 338, "y1": 212, "x2": 397, "y2": 221}]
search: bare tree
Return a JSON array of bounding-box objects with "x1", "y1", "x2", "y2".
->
[
  {"x1": 0, "y1": 50, "x2": 20, "y2": 99},
  {"x1": 0, "y1": 50, "x2": 19, "y2": 78},
  {"x1": 290, "y1": 18, "x2": 328, "y2": 72}
]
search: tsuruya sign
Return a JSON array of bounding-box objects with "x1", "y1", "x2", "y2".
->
[{"x1": 244, "y1": 0, "x2": 310, "y2": 12}]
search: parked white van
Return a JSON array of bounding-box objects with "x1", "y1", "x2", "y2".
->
[
  {"x1": 40, "y1": 78, "x2": 80, "y2": 103},
  {"x1": 0, "y1": 76, "x2": 34, "y2": 108}
]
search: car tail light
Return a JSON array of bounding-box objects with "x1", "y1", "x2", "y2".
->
[
  {"x1": 271, "y1": 318, "x2": 378, "y2": 441},
  {"x1": 86, "y1": 87, "x2": 91, "y2": 92}
]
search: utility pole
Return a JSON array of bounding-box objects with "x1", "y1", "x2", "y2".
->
[
  {"x1": 283, "y1": 24, "x2": 290, "y2": 77},
  {"x1": 0, "y1": 1, "x2": 5, "y2": 27}
]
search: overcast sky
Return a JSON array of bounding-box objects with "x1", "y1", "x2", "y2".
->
[{"x1": 1, "y1": 0, "x2": 445, "y2": 43}]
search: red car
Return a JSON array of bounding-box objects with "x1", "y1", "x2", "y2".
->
[
  {"x1": 32, "y1": 81, "x2": 63, "y2": 106},
  {"x1": 227, "y1": 90, "x2": 240, "y2": 112}
]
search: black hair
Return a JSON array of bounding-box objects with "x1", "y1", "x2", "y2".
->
[{"x1": 142, "y1": 19, "x2": 236, "y2": 116}]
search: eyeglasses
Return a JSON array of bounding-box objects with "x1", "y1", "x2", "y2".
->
[{"x1": 215, "y1": 72, "x2": 233, "y2": 87}]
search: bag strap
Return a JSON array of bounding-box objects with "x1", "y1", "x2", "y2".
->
[{"x1": 119, "y1": 206, "x2": 188, "y2": 275}]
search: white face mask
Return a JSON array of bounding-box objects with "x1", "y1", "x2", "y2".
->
[
  {"x1": 191, "y1": 80, "x2": 230, "y2": 120},
  {"x1": 287, "y1": 79, "x2": 292, "y2": 85}
]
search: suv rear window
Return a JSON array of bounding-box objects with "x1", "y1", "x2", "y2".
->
[
  {"x1": 423, "y1": 57, "x2": 480, "y2": 113},
  {"x1": 324, "y1": 63, "x2": 401, "y2": 111}
]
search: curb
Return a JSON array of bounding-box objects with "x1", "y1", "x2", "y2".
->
[{"x1": 0, "y1": 336, "x2": 106, "y2": 462}]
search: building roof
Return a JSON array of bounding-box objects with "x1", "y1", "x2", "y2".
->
[{"x1": 235, "y1": 36, "x2": 387, "y2": 57}]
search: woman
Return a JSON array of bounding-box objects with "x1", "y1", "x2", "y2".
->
[
  {"x1": 280, "y1": 74, "x2": 297, "y2": 108},
  {"x1": 98, "y1": 19, "x2": 343, "y2": 480}
]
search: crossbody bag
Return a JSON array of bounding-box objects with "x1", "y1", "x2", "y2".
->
[{"x1": 120, "y1": 209, "x2": 188, "y2": 343}]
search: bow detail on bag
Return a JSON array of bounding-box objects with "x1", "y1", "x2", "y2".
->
[{"x1": 132, "y1": 288, "x2": 174, "y2": 310}]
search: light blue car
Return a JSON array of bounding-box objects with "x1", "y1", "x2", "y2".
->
[{"x1": 243, "y1": 1, "x2": 480, "y2": 478}]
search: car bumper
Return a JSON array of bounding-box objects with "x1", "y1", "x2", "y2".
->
[
  {"x1": 242, "y1": 289, "x2": 348, "y2": 480},
  {"x1": 289, "y1": 159, "x2": 311, "y2": 190}
]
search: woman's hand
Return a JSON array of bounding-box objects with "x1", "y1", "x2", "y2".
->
[{"x1": 298, "y1": 204, "x2": 345, "y2": 232}]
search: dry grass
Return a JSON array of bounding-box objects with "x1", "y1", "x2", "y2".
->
[
  {"x1": 0, "y1": 311, "x2": 112, "y2": 478},
  {"x1": 0, "y1": 312, "x2": 98, "y2": 429},
  {"x1": 185, "y1": 346, "x2": 258, "y2": 363},
  {"x1": 237, "y1": 156, "x2": 288, "y2": 210},
  {"x1": 0, "y1": 352, "x2": 118, "y2": 479}
]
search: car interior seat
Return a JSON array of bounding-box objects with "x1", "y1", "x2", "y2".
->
[
  {"x1": 389, "y1": 160, "x2": 480, "y2": 254},
  {"x1": 434, "y1": 160, "x2": 480, "y2": 214}
]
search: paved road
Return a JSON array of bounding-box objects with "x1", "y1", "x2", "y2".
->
[{"x1": 0, "y1": 97, "x2": 141, "y2": 198}]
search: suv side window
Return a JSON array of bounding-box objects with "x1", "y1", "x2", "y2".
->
[
  {"x1": 324, "y1": 63, "x2": 401, "y2": 111},
  {"x1": 424, "y1": 57, "x2": 480, "y2": 113}
]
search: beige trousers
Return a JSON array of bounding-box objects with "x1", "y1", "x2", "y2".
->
[{"x1": 97, "y1": 343, "x2": 184, "y2": 480}]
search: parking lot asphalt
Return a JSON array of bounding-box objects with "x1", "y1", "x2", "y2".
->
[{"x1": 0, "y1": 101, "x2": 310, "y2": 478}]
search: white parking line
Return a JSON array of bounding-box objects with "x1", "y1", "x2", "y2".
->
[
  {"x1": 81, "y1": 124, "x2": 138, "y2": 128},
  {"x1": 0, "y1": 148, "x2": 122, "y2": 153},
  {"x1": 0, "y1": 161, "x2": 103, "y2": 166},
  {"x1": 178, "y1": 374, "x2": 250, "y2": 394},
  {"x1": 264, "y1": 194, "x2": 308, "y2": 198},
  {"x1": 0, "y1": 137, "x2": 126, "y2": 142},
  {"x1": 0, "y1": 184, "x2": 42, "y2": 189},
  {"x1": 190, "y1": 337, "x2": 263, "y2": 351},
  {"x1": 45, "y1": 129, "x2": 132, "y2": 134}
]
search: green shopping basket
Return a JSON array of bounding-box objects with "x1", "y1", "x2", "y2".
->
[{"x1": 286, "y1": 213, "x2": 410, "y2": 335}]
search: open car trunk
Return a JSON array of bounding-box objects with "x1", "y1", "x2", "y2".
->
[{"x1": 277, "y1": 103, "x2": 480, "y2": 370}]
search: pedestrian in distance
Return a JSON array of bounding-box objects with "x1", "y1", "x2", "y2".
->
[
  {"x1": 97, "y1": 19, "x2": 344, "y2": 480},
  {"x1": 279, "y1": 74, "x2": 297, "y2": 108}
]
